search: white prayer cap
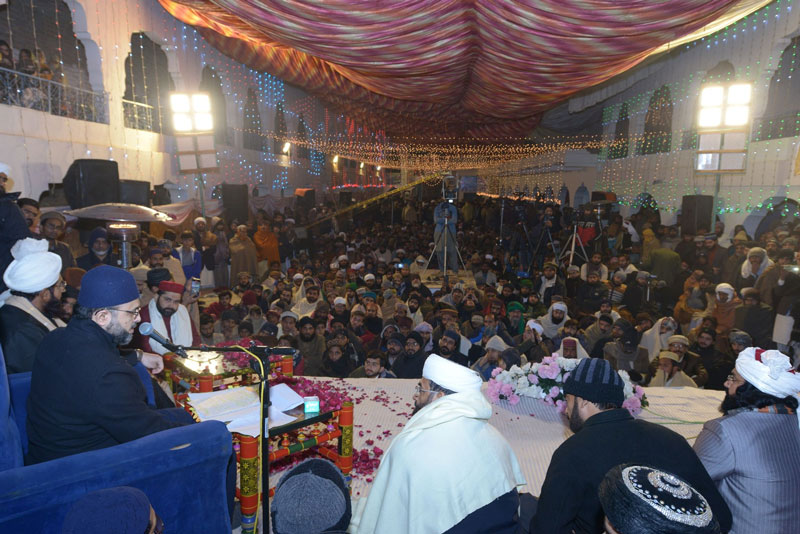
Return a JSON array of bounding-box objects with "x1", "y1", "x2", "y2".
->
[
  {"x1": 486, "y1": 335, "x2": 508, "y2": 352},
  {"x1": 351, "y1": 262, "x2": 365, "y2": 270},
  {"x1": 423, "y1": 354, "x2": 482, "y2": 393},
  {"x1": 285, "y1": 218, "x2": 295, "y2": 224},
  {"x1": 736, "y1": 348, "x2": 800, "y2": 400},
  {"x1": 552, "y1": 302, "x2": 568, "y2": 313},
  {"x1": 364, "y1": 273, "x2": 375, "y2": 281},
  {"x1": 333, "y1": 297, "x2": 347, "y2": 306},
  {"x1": 526, "y1": 320, "x2": 544, "y2": 335},
  {"x1": 338, "y1": 255, "x2": 348, "y2": 262},
  {"x1": 3, "y1": 238, "x2": 62, "y2": 293},
  {"x1": 193, "y1": 217, "x2": 205, "y2": 226},
  {"x1": 293, "y1": 273, "x2": 304, "y2": 280}
]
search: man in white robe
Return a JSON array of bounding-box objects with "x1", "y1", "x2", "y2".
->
[{"x1": 352, "y1": 354, "x2": 526, "y2": 534}]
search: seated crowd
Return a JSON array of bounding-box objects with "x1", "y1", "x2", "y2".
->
[{"x1": 1, "y1": 192, "x2": 799, "y2": 533}]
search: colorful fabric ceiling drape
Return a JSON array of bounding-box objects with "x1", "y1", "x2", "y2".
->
[{"x1": 159, "y1": 0, "x2": 770, "y2": 139}]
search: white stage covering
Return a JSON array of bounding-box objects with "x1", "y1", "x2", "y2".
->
[{"x1": 269, "y1": 378, "x2": 724, "y2": 499}]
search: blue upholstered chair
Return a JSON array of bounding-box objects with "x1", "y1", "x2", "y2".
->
[{"x1": 0, "y1": 344, "x2": 233, "y2": 533}]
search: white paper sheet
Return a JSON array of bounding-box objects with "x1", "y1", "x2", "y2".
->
[
  {"x1": 269, "y1": 383, "x2": 305, "y2": 412},
  {"x1": 268, "y1": 406, "x2": 298, "y2": 429},
  {"x1": 188, "y1": 386, "x2": 260, "y2": 421}
]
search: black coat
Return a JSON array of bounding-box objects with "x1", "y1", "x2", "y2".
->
[
  {"x1": 26, "y1": 318, "x2": 187, "y2": 464},
  {"x1": 530, "y1": 409, "x2": 732, "y2": 534},
  {"x1": 391, "y1": 349, "x2": 429, "y2": 379},
  {"x1": 0, "y1": 303, "x2": 51, "y2": 374}
]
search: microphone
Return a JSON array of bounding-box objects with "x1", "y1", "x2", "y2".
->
[{"x1": 138, "y1": 322, "x2": 181, "y2": 353}]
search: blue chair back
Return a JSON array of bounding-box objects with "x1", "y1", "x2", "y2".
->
[{"x1": 0, "y1": 343, "x2": 24, "y2": 470}]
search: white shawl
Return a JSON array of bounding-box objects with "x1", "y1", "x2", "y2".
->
[
  {"x1": 352, "y1": 390, "x2": 526, "y2": 534},
  {"x1": 556, "y1": 336, "x2": 590, "y2": 359},
  {"x1": 537, "y1": 302, "x2": 570, "y2": 339},
  {"x1": 640, "y1": 317, "x2": 677, "y2": 361},
  {"x1": 1, "y1": 295, "x2": 65, "y2": 330},
  {"x1": 147, "y1": 298, "x2": 194, "y2": 355}
]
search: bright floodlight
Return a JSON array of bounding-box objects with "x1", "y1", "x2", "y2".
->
[
  {"x1": 698, "y1": 107, "x2": 722, "y2": 128},
  {"x1": 727, "y1": 84, "x2": 752, "y2": 105},
  {"x1": 332, "y1": 155, "x2": 339, "y2": 163},
  {"x1": 169, "y1": 92, "x2": 214, "y2": 133},
  {"x1": 191, "y1": 94, "x2": 211, "y2": 113},
  {"x1": 376, "y1": 165, "x2": 381, "y2": 171},
  {"x1": 282, "y1": 142, "x2": 291, "y2": 154},
  {"x1": 725, "y1": 106, "x2": 749, "y2": 126},
  {"x1": 170, "y1": 93, "x2": 191, "y2": 113},
  {"x1": 359, "y1": 162, "x2": 365, "y2": 169},
  {"x1": 700, "y1": 86, "x2": 724, "y2": 107}
]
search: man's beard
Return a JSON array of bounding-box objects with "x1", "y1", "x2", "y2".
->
[
  {"x1": 299, "y1": 331, "x2": 315, "y2": 342},
  {"x1": 552, "y1": 314, "x2": 564, "y2": 325},
  {"x1": 568, "y1": 401, "x2": 584, "y2": 433},
  {"x1": 157, "y1": 301, "x2": 177, "y2": 318},
  {"x1": 438, "y1": 345, "x2": 453, "y2": 356},
  {"x1": 44, "y1": 296, "x2": 62, "y2": 319},
  {"x1": 411, "y1": 396, "x2": 434, "y2": 416},
  {"x1": 106, "y1": 319, "x2": 133, "y2": 345},
  {"x1": 409, "y1": 304, "x2": 419, "y2": 313},
  {"x1": 720, "y1": 394, "x2": 739, "y2": 414}
]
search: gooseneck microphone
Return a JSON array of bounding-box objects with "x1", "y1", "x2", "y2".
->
[{"x1": 138, "y1": 322, "x2": 183, "y2": 355}]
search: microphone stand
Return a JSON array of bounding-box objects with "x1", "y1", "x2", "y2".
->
[{"x1": 173, "y1": 343, "x2": 296, "y2": 533}]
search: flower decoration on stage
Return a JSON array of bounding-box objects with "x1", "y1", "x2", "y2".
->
[{"x1": 487, "y1": 355, "x2": 648, "y2": 417}]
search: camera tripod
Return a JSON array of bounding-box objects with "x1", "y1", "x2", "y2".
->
[
  {"x1": 422, "y1": 219, "x2": 467, "y2": 284},
  {"x1": 559, "y1": 223, "x2": 590, "y2": 266},
  {"x1": 531, "y1": 222, "x2": 558, "y2": 272}
]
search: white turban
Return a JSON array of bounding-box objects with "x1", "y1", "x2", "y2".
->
[
  {"x1": 736, "y1": 348, "x2": 800, "y2": 400},
  {"x1": 715, "y1": 283, "x2": 734, "y2": 298},
  {"x1": 3, "y1": 238, "x2": 62, "y2": 294},
  {"x1": 193, "y1": 217, "x2": 206, "y2": 226},
  {"x1": 552, "y1": 302, "x2": 568, "y2": 313},
  {"x1": 423, "y1": 354, "x2": 482, "y2": 393},
  {"x1": 333, "y1": 297, "x2": 347, "y2": 306},
  {"x1": 526, "y1": 319, "x2": 544, "y2": 335}
]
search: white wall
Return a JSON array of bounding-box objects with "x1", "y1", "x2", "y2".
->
[
  {"x1": 1, "y1": 0, "x2": 331, "y2": 202},
  {"x1": 564, "y1": 0, "x2": 800, "y2": 233}
]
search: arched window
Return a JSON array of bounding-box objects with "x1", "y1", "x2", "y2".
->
[
  {"x1": 296, "y1": 113, "x2": 309, "y2": 159},
  {"x1": 123, "y1": 32, "x2": 174, "y2": 133},
  {"x1": 0, "y1": 1, "x2": 101, "y2": 121},
  {"x1": 243, "y1": 87, "x2": 264, "y2": 151},
  {"x1": 754, "y1": 37, "x2": 800, "y2": 141},
  {"x1": 273, "y1": 101, "x2": 287, "y2": 154},
  {"x1": 199, "y1": 66, "x2": 228, "y2": 144},
  {"x1": 638, "y1": 85, "x2": 673, "y2": 155},
  {"x1": 608, "y1": 102, "x2": 629, "y2": 159}
]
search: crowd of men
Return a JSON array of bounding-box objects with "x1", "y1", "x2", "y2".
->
[{"x1": 1, "y1": 184, "x2": 799, "y2": 533}]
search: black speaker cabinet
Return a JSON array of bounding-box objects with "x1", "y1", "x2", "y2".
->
[
  {"x1": 62, "y1": 159, "x2": 120, "y2": 209},
  {"x1": 295, "y1": 188, "x2": 316, "y2": 212},
  {"x1": 118, "y1": 180, "x2": 151, "y2": 206},
  {"x1": 681, "y1": 195, "x2": 714, "y2": 235},
  {"x1": 222, "y1": 183, "x2": 249, "y2": 223}
]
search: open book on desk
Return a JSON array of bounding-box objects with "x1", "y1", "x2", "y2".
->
[{"x1": 187, "y1": 383, "x2": 305, "y2": 435}]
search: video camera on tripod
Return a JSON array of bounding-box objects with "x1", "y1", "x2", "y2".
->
[{"x1": 442, "y1": 174, "x2": 458, "y2": 202}]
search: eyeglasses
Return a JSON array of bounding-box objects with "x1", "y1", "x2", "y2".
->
[
  {"x1": 414, "y1": 384, "x2": 436, "y2": 395},
  {"x1": 108, "y1": 306, "x2": 141, "y2": 317}
]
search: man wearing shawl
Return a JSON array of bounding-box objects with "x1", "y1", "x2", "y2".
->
[
  {"x1": 556, "y1": 337, "x2": 589, "y2": 360},
  {"x1": 253, "y1": 221, "x2": 280, "y2": 278},
  {"x1": 0, "y1": 237, "x2": 65, "y2": 373},
  {"x1": 694, "y1": 348, "x2": 800, "y2": 533},
  {"x1": 352, "y1": 355, "x2": 525, "y2": 534},
  {"x1": 228, "y1": 225, "x2": 257, "y2": 281},
  {"x1": 537, "y1": 301, "x2": 569, "y2": 340},
  {"x1": 639, "y1": 316, "x2": 677, "y2": 361}
]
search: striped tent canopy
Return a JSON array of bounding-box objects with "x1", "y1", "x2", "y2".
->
[{"x1": 159, "y1": 0, "x2": 769, "y2": 140}]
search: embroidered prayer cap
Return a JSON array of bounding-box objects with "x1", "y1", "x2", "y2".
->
[
  {"x1": 566, "y1": 265, "x2": 580, "y2": 274},
  {"x1": 158, "y1": 280, "x2": 185, "y2": 294},
  {"x1": 3, "y1": 237, "x2": 61, "y2": 293},
  {"x1": 364, "y1": 273, "x2": 375, "y2": 281},
  {"x1": 333, "y1": 297, "x2": 347, "y2": 306},
  {"x1": 563, "y1": 358, "x2": 624, "y2": 406},
  {"x1": 598, "y1": 464, "x2": 720, "y2": 534},
  {"x1": 423, "y1": 354, "x2": 482, "y2": 393},
  {"x1": 61, "y1": 486, "x2": 152, "y2": 534},
  {"x1": 667, "y1": 335, "x2": 689, "y2": 346},
  {"x1": 271, "y1": 458, "x2": 351, "y2": 534},
  {"x1": 736, "y1": 348, "x2": 800, "y2": 400},
  {"x1": 78, "y1": 265, "x2": 139, "y2": 308}
]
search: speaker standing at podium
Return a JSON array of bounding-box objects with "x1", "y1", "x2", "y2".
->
[{"x1": 434, "y1": 201, "x2": 458, "y2": 273}]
